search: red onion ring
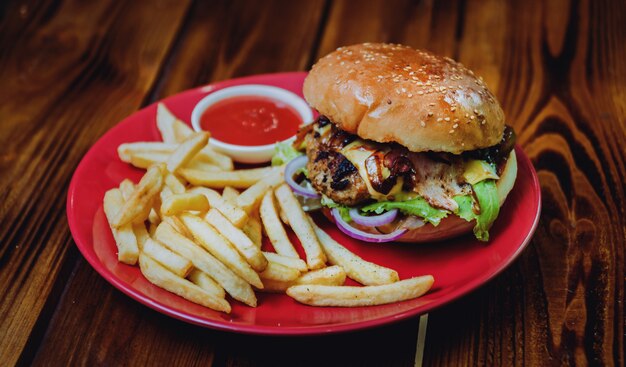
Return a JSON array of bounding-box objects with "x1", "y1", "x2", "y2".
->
[
  {"x1": 285, "y1": 155, "x2": 320, "y2": 199},
  {"x1": 349, "y1": 208, "x2": 398, "y2": 227},
  {"x1": 331, "y1": 208, "x2": 407, "y2": 243}
]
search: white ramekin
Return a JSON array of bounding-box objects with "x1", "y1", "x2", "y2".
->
[{"x1": 191, "y1": 84, "x2": 313, "y2": 164}]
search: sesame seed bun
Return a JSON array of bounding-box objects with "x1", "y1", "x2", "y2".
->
[{"x1": 303, "y1": 43, "x2": 505, "y2": 154}]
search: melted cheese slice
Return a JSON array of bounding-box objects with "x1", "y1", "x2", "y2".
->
[
  {"x1": 463, "y1": 160, "x2": 499, "y2": 185},
  {"x1": 340, "y1": 141, "x2": 404, "y2": 201}
]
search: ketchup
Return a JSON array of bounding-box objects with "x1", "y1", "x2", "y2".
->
[{"x1": 200, "y1": 95, "x2": 302, "y2": 146}]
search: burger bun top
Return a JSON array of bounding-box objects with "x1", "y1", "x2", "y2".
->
[{"x1": 304, "y1": 43, "x2": 505, "y2": 154}]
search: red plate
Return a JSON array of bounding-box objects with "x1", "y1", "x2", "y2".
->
[{"x1": 67, "y1": 72, "x2": 541, "y2": 335}]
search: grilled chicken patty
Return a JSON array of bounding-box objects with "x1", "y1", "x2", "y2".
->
[{"x1": 306, "y1": 131, "x2": 370, "y2": 206}]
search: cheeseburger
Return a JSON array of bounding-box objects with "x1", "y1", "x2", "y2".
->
[{"x1": 276, "y1": 43, "x2": 517, "y2": 243}]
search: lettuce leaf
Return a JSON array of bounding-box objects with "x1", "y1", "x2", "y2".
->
[
  {"x1": 271, "y1": 141, "x2": 303, "y2": 166},
  {"x1": 320, "y1": 195, "x2": 351, "y2": 222},
  {"x1": 453, "y1": 179, "x2": 500, "y2": 241},
  {"x1": 361, "y1": 197, "x2": 448, "y2": 226}
]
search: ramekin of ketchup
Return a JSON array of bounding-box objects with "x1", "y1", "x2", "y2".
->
[{"x1": 191, "y1": 85, "x2": 314, "y2": 163}]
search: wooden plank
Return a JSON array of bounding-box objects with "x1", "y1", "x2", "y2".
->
[
  {"x1": 0, "y1": 0, "x2": 191, "y2": 365},
  {"x1": 315, "y1": 0, "x2": 463, "y2": 62},
  {"x1": 31, "y1": 261, "x2": 217, "y2": 366},
  {"x1": 152, "y1": 0, "x2": 327, "y2": 99}
]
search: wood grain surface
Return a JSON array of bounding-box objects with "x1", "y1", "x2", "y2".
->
[{"x1": 0, "y1": 0, "x2": 624, "y2": 366}]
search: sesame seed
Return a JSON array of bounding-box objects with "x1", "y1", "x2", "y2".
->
[
  {"x1": 453, "y1": 123, "x2": 458, "y2": 128},
  {"x1": 451, "y1": 107, "x2": 456, "y2": 112},
  {"x1": 437, "y1": 117, "x2": 443, "y2": 122},
  {"x1": 408, "y1": 93, "x2": 413, "y2": 98},
  {"x1": 420, "y1": 121, "x2": 426, "y2": 127},
  {"x1": 418, "y1": 91, "x2": 424, "y2": 95},
  {"x1": 427, "y1": 111, "x2": 433, "y2": 116},
  {"x1": 444, "y1": 117, "x2": 450, "y2": 121},
  {"x1": 473, "y1": 109, "x2": 479, "y2": 114},
  {"x1": 449, "y1": 129, "x2": 455, "y2": 134},
  {"x1": 470, "y1": 115, "x2": 475, "y2": 120}
]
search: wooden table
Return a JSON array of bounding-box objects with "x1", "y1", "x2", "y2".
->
[{"x1": 1, "y1": 0, "x2": 624, "y2": 366}]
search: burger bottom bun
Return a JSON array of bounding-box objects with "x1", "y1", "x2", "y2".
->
[{"x1": 322, "y1": 150, "x2": 518, "y2": 243}]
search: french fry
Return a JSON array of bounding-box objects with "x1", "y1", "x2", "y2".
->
[
  {"x1": 262, "y1": 252, "x2": 307, "y2": 272},
  {"x1": 118, "y1": 142, "x2": 177, "y2": 162},
  {"x1": 259, "y1": 190, "x2": 299, "y2": 258},
  {"x1": 243, "y1": 211, "x2": 263, "y2": 249},
  {"x1": 161, "y1": 216, "x2": 192, "y2": 238},
  {"x1": 195, "y1": 146, "x2": 234, "y2": 171},
  {"x1": 279, "y1": 208, "x2": 290, "y2": 225},
  {"x1": 118, "y1": 179, "x2": 135, "y2": 200},
  {"x1": 161, "y1": 193, "x2": 210, "y2": 216},
  {"x1": 103, "y1": 188, "x2": 139, "y2": 265},
  {"x1": 261, "y1": 266, "x2": 346, "y2": 293},
  {"x1": 235, "y1": 169, "x2": 284, "y2": 213},
  {"x1": 189, "y1": 187, "x2": 248, "y2": 228},
  {"x1": 111, "y1": 164, "x2": 164, "y2": 228},
  {"x1": 165, "y1": 173, "x2": 186, "y2": 194},
  {"x1": 274, "y1": 184, "x2": 326, "y2": 269},
  {"x1": 128, "y1": 151, "x2": 170, "y2": 169},
  {"x1": 156, "y1": 103, "x2": 193, "y2": 143},
  {"x1": 187, "y1": 268, "x2": 226, "y2": 298},
  {"x1": 166, "y1": 132, "x2": 210, "y2": 173},
  {"x1": 183, "y1": 159, "x2": 222, "y2": 172},
  {"x1": 179, "y1": 166, "x2": 278, "y2": 189},
  {"x1": 119, "y1": 179, "x2": 152, "y2": 226},
  {"x1": 155, "y1": 222, "x2": 257, "y2": 307},
  {"x1": 205, "y1": 209, "x2": 267, "y2": 272},
  {"x1": 259, "y1": 261, "x2": 300, "y2": 283},
  {"x1": 139, "y1": 253, "x2": 230, "y2": 313},
  {"x1": 286, "y1": 275, "x2": 434, "y2": 307},
  {"x1": 297, "y1": 265, "x2": 346, "y2": 286},
  {"x1": 308, "y1": 217, "x2": 399, "y2": 285},
  {"x1": 172, "y1": 119, "x2": 195, "y2": 143},
  {"x1": 159, "y1": 186, "x2": 174, "y2": 204},
  {"x1": 142, "y1": 238, "x2": 193, "y2": 278},
  {"x1": 178, "y1": 213, "x2": 263, "y2": 289},
  {"x1": 133, "y1": 222, "x2": 150, "y2": 249},
  {"x1": 221, "y1": 186, "x2": 239, "y2": 204}
]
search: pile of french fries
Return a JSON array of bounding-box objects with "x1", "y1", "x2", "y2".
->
[{"x1": 103, "y1": 103, "x2": 434, "y2": 314}]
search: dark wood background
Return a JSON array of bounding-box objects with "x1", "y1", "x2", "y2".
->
[{"x1": 1, "y1": 0, "x2": 624, "y2": 366}]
